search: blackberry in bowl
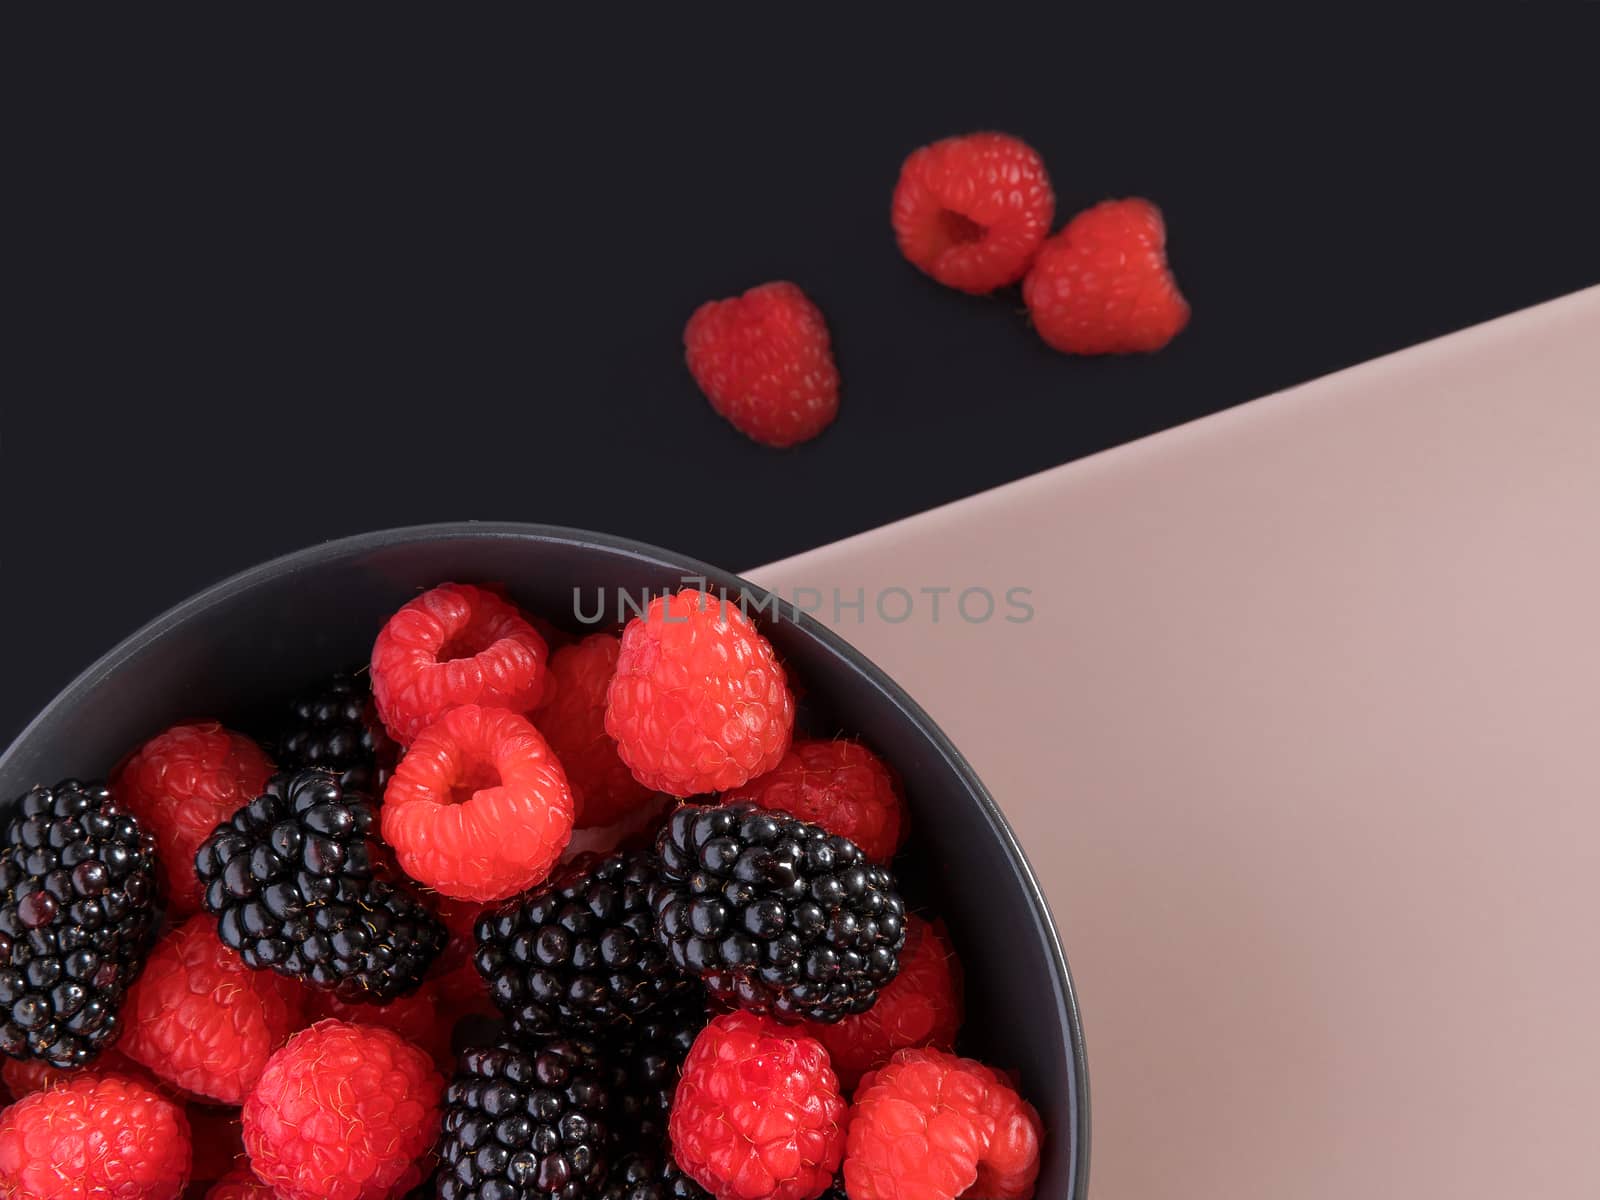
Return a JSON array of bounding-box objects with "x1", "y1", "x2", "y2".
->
[{"x1": 0, "y1": 523, "x2": 1088, "y2": 1200}]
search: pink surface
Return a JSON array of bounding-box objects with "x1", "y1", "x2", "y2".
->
[{"x1": 748, "y1": 288, "x2": 1600, "y2": 1198}]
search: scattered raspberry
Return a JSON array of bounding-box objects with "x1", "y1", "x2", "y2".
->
[
  {"x1": 684, "y1": 281, "x2": 840, "y2": 448},
  {"x1": 1022, "y1": 196, "x2": 1189, "y2": 354},
  {"x1": 670, "y1": 1011, "x2": 846, "y2": 1200},
  {"x1": 803, "y1": 915, "x2": 963, "y2": 1090},
  {"x1": 605, "y1": 589, "x2": 794, "y2": 796},
  {"x1": 844, "y1": 1047, "x2": 1043, "y2": 1200},
  {"x1": 308, "y1": 980, "x2": 452, "y2": 1068},
  {"x1": 534, "y1": 632, "x2": 655, "y2": 827},
  {"x1": 188, "y1": 1105, "x2": 247, "y2": 1185},
  {"x1": 382, "y1": 704, "x2": 575, "y2": 901},
  {"x1": 120, "y1": 916, "x2": 308, "y2": 1104},
  {"x1": 0, "y1": 1074, "x2": 192, "y2": 1199},
  {"x1": 891, "y1": 132, "x2": 1055, "y2": 295},
  {"x1": 205, "y1": 1166, "x2": 278, "y2": 1199},
  {"x1": 113, "y1": 721, "x2": 274, "y2": 915},
  {"x1": 370, "y1": 582, "x2": 550, "y2": 744},
  {"x1": 722, "y1": 738, "x2": 908, "y2": 862},
  {"x1": 242, "y1": 1020, "x2": 443, "y2": 1200}
]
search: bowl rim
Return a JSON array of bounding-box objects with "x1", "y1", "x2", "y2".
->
[{"x1": 0, "y1": 520, "x2": 1090, "y2": 1192}]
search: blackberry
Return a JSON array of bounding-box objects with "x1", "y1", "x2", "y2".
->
[
  {"x1": 0, "y1": 780, "x2": 158, "y2": 1068},
  {"x1": 652, "y1": 803, "x2": 907, "y2": 1023},
  {"x1": 608, "y1": 993, "x2": 708, "y2": 1149},
  {"x1": 194, "y1": 769, "x2": 445, "y2": 1002},
  {"x1": 437, "y1": 1037, "x2": 614, "y2": 1200},
  {"x1": 276, "y1": 672, "x2": 398, "y2": 795},
  {"x1": 475, "y1": 849, "x2": 700, "y2": 1038},
  {"x1": 600, "y1": 1154, "x2": 711, "y2": 1200}
]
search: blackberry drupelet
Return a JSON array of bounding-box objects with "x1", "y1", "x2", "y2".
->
[
  {"x1": 475, "y1": 849, "x2": 701, "y2": 1038},
  {"x1": 194, "y1": 769, "x2": 445, "y2": 1002},
  {"x1": 437, "y1": 1037, "x2": 614, "y2": 1200},
  {"x1": 652, "y1": 803, "x2": 907, "y2": 1023},
  {"x1": 276, "y1": 672, "x2": 398, "y2": 795},
  {"x1": 0, "y1": 780, "x2": 158, "y2": 1068}
]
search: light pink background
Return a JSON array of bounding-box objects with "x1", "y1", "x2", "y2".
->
[{"x1": 750, "y1": 288, "x2": 1600, "y2": 1198}]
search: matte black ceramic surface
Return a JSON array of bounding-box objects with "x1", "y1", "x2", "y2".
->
[{"x1": 0, "y1": 523, "x2": 1088, "y2": 1197}]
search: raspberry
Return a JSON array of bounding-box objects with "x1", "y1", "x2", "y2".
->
[
  {"x1": 891, "y1": 132, "x2": 1054, "y2": 295},
  {"x1": 242, "y1": 1020, "x2": 444, "y2": 1200},
  {"x1": 605, "y1": 590, "x2": 794, "y2": 796},
  {"x1": 119, "y1": 915, "x2": 308, "y2": 1104},
  {"x1": 308, "y1": 979, "x2": 452, "y2": 1067},
  {"x1": 382, "y1": 704, "x2": 575, "y2": 901},
  {"x1": 206, "y1": 1167, "x2": 278, "y2": 1199},
  {"x1": 534, "y1": 633, "x2": 655, "y2": 827},
  {"x1": 371, "y1": 582, "x2": 550, "y2": 744},
  {"x1": 802, "y1": 915, "x2": 962, "y2": 1090},
  {"x1": 844, "y1": 1048, "x2": 1043, "y2": 1200},
  {"x1": 722, "y1": 739, "x2": 908, "y2": 863},
  {"x1": 1022, "y1": 196, "x2": 1189, "y2": 354},
  {"x1": 0, "y1": 1074, "x2": 192, "y2": 1199},
  {"x1": 669, "y1": 1011, "x2": 846, "y2": 1200},
  {"x1": 683, "y1": 282, "x2": 840, "y2": 449},
  {"x1": 114, "y1": 723, "x2": 275, "y2": 916}
]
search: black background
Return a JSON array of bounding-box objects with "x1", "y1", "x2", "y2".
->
[{"x1": 6, "y1": 11, "x2": 1599, "y2": 748}]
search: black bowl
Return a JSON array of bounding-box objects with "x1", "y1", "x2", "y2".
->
[{"x1": 0, "y1": 522, "x2": 1088, "y2": 1196}]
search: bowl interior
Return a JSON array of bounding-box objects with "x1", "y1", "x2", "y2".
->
[{"x1": 0, "y1": 524, "x2": 1087, "y2": 1197}]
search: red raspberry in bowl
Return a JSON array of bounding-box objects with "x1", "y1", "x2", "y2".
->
[
  {"x1": 1022, "y1": 196, "x2": 1190, "y2": 354},
  {"x1": 370, "y1": 582, "x2": 550, "y2": 744},
  {"x1": 670, "y1": 1011, "x2": 847, "y2": 1200},
  {"x1": 382, "y1": 704, "x2": 575, "y2": 901},
  {"x1": 684, "y1": 281, "x2": 840, "y2": 448},
  {"x1": 802, "y1": 914, "x2": 963, "y2": 1090},
  {"x1": 0, "y1": 1074, "x2": 192, "y2": 1199},
  {"x1": 845, "y1": 1047, "x2": 1043, "y2": 1200},
  {"x1": 605, "y1": 589, "x2": 794, "y2": 796},
  {"x1": 723, "y1": 738, "x2": 908, "y2": 862},
  {"x1": 892, "y1": 131, "x2": 1055, "y2": 294},
  {"x1": 113, "y1": 721, "x2": 274, "y2": 915},
  {"x1": 119, "y1": 915, "x2": 308, "y2": 1104},
  {"x1": 534, "y1": 632, "x2": 654, "y2": 827},
  {"x1": 242, "y1": 1020, "x2": 444, "y2": 1200}
]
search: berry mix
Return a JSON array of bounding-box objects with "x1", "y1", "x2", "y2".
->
[
  {"x1": 686, "y1": 130, "x2": 1189, "y2": 448},
  {"x1": 0, "y1": 581, "x2": 1043, "y2": 1200}
]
